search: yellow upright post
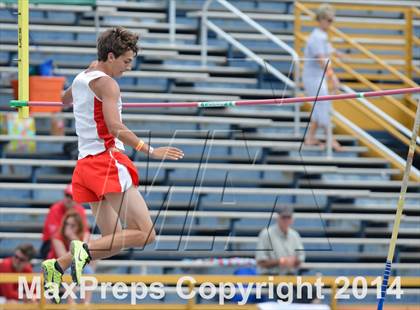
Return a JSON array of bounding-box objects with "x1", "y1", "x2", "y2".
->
[{"x1": 18, "y1": 0, "x2": 30, "y2": 118}]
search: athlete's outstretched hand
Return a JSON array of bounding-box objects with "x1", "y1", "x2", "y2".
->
[{"x1": 151, "y1": 147, "x2": 184, "y2": 160}]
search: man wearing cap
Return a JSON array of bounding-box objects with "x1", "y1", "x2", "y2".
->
[
  {"x1": 40, "y1": 184, "x2": 89, "y2": 259},
  {"x1": 255, "y1": 205, "x2": 305, "y2": 275},
  {"x1": 255, "y1": 205, "x2": 310, "y2": 303}
]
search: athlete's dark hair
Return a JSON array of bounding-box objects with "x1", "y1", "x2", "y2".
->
[{"x1": 97, "y1": 27, "x2": 139, "y2": 61}]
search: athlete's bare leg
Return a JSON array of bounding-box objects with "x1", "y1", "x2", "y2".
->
[
  {"x1": 57, "y1": 186, "x2": 154, "y2": 269},
  {"x1": 56, "y1": 199, "x2": 122, "y2": 270},
  {"x1": 86, "y1": 185, "x2": 155, "y2": 260}
]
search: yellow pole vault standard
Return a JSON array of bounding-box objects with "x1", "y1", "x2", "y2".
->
[
  {"x1": 18, "y1": 0, "x2": 29, "y2": 119},
  {"x1": 377, "y1": 100, "x2": 420, "y2": 310}
]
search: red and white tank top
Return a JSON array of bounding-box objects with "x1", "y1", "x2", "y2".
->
[{"x1": 72, "y1": 70, "x2": 124, "y2": 159}]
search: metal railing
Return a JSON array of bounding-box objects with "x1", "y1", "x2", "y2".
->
[
  {"x1": 341, "y1": 85, "x2": 420, "y2": 146},
  {"x1": 200, "y1": 0, "x2": 301, "y2": 136},
  {"x1": 329, "y1": 84, "x2": 420, "y2": 160},
  {"x1": 333, "y1": 108, "x2": 420, "y2": 181}
]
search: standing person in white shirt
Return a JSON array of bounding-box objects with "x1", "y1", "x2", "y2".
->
[{"x1": 303, "y1": 4, "x2": 343, "y2": 151}]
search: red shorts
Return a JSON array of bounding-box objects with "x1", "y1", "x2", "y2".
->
[{"x1": 72, "y1": 150, "x2": 139, "y2": 203}]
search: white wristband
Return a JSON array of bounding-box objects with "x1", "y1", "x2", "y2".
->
[{"x1": 148, "y1": 146, "x2": 154, "y2": 155}]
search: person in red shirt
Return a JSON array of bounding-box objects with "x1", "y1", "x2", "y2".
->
[
  {"x1": 0, "y1": 244, "x2": 36, "y2": 303},
  {"x1": 48, "y1": 211, "x2": 89, "y2": 260},
  {"x1": 41, "y1": 184, "x2": 89, "y2": 258}
]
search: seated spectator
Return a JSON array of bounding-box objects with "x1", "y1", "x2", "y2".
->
[
  {"x1": 41, "y1": 184, "x2": 89, "y2": 259},
  {"x1": 48, "y1": 210, "x2": 93, "y2": 304},
  {"x1": 255, "y1": 205, "x2": 310, "y2": 303},
  {"x1": 48, "y1": 210, "x2": 90, "y2": 259},
  {"x1": 255, "y1": 205, "x2": 305, "y2": 275},
  {"x1": 0, "y1": 244, "x2": 36, "y2": 303}
]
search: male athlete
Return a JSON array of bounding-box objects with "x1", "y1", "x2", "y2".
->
[{"x1": 41, "y1": 27, "x2": 184, "y2": 303}]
